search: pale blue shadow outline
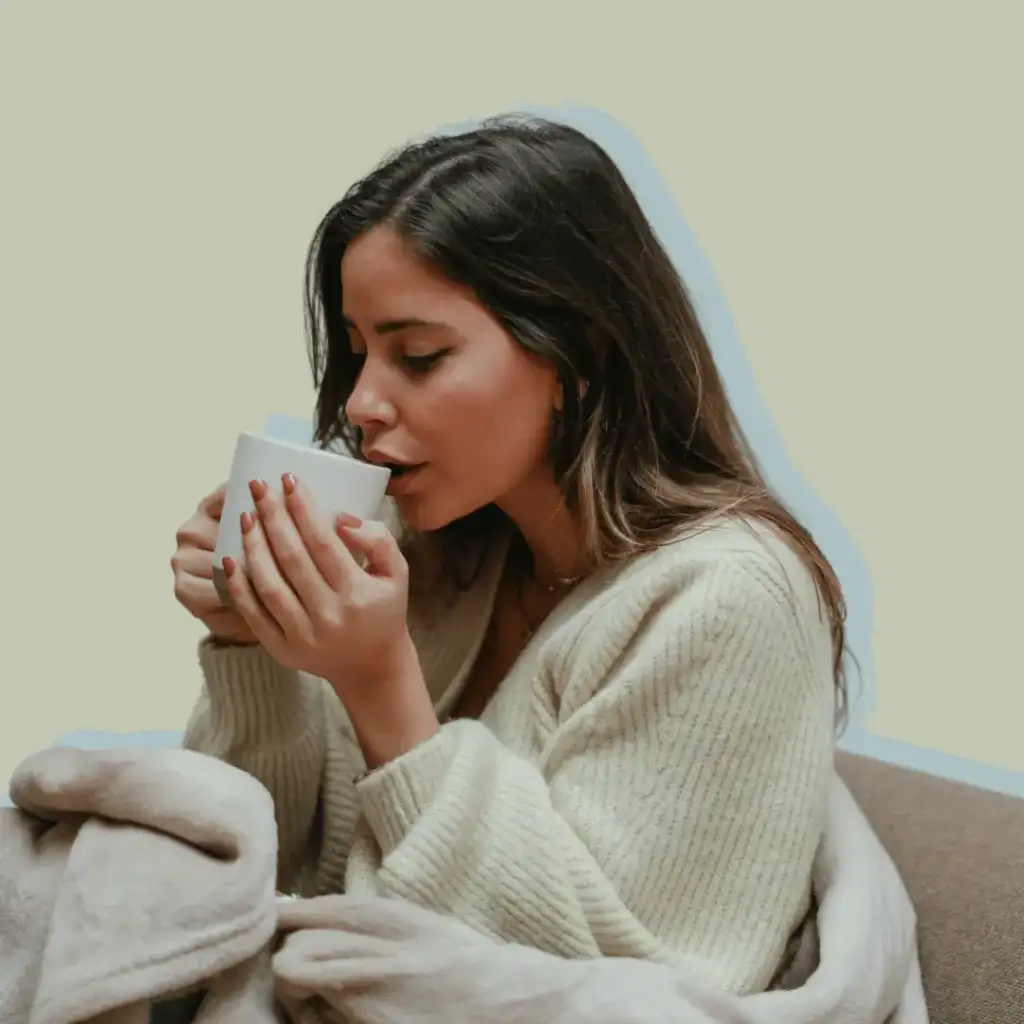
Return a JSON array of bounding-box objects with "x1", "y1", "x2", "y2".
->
[{"x1": 13, "y1": 107, "x2": 1018, "y2": 805}]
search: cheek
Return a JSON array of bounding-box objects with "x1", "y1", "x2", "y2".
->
[
  {"x1": 438, "y1": 383, "x2": 550, "y2": 468},
  {"x1": 411, "y1": 360, "x2": 556, "y2": 509}
]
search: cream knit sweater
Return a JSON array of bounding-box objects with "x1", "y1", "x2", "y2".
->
[{"x1": 183, "y1": 516, "x2": 838, "y2": 996}]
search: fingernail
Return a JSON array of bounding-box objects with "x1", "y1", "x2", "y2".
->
[
  {"x1": 249, "y1": 478, "x2": 268, "y2": 501},
  {"x1": 222, "y1": 556, "x2": 236, "y2": 578},
  {"x1": 282, "y1": 472, "x2": 297, "y2": 495},
  {"x1": 240, "y1": 511, "x2": 255, "y2": 534},
  {"x1": 336, "y1": 512, "x2": 363, "y2": 529}
]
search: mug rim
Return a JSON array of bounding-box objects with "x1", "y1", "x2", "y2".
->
[{"x1": 237, "y1": 431, "x2": 391, "y2": 480}]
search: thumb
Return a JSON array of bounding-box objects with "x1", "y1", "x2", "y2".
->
[{"x1": 335, "y1": 518, "x2": 407, "y2": 580}]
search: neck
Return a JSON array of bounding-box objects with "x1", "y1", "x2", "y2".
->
[{"x1": 496, "y1": 471, "x2": 588, "y2": 586}]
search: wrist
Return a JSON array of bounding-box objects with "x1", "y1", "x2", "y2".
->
[{"x1": 333, "y1": 633, "x2": 439, "y2": 770}]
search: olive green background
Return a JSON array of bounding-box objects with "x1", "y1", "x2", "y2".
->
[{"x1": 0, "y1": 2, "x2": 1019, "y2": 789}]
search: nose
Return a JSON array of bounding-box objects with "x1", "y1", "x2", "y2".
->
[{"x1": 345, "y1": 362, "x2": 398, "y2": 431}]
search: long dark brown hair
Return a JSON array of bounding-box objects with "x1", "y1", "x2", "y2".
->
[{"x1": 303, "y1": 114, "x2": 849, "y2": 728}]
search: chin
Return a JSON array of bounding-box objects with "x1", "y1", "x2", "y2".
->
[
  {"x1": 393, "y1": 495, "x2": 459, "y2": 533},
  {"x1": 394, "y1": 493, "x2": 492, "y2": 534}
]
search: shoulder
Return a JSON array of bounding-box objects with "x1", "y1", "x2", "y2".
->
[
  {"x1": 599, "y1": 515, "x2": 825, "y2": 617},
  {"x1": 562, "y1": 516, "x2": 837, "y2": 687}
]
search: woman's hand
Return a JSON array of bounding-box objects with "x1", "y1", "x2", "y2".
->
[
  {"x1": 222, "y1": 474, "x2": 439, "y2": 767},
  {"x1": 223, "y1": 474, "x2": 408, "y2": 683},
  {"x1": 172, "y1": 485, "x2": 258, "y2": 646}
]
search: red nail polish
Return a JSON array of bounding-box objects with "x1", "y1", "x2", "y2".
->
[
  {"x1": 222, "y1": 556, "x2": 236, "y2": 578},
  {"x1": 240, "y1": 511, "x2": 255, "y2": 534},
  {"x1": 249, "y1": 478, "x2": 268, "y2": 501},
  {"x1": 282, "y1": 473, "x2": 297, "y2": 495}
]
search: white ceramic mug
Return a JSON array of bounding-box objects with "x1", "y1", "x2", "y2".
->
[{"x1": 212, "y1": 432, "x2": 391, "y2": 605}]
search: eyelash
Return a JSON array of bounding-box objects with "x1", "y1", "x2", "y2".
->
[
  {"x1": 401, "y1": 350, "x2": 449, "y2": 374},
  {"x1": 349, "y1": 348, "x2": 450, "y2": 378}
]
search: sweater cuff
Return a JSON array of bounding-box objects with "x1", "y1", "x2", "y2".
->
[
  {"x1": 197, "y1": 637, "x2": 314, "y2": 747},
  {"x1": 354, "y1": 720, "x2": 469, "y2": 858}
]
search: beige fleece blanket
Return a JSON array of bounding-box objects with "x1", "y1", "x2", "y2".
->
[{"x1": 0, "y1": 746, "x2": 929, "y2": 1024}]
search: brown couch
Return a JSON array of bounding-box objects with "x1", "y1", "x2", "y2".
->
[{"x1": 837, "y1": 752, "x2": 1024, "y2": 1024}]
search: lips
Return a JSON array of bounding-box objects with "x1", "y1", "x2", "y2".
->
[
  {"x1": 362, "y1": 449, "x2": 427, "y2": 494},
  {"x1": 386, "y1": 464, "x2": 426, "y2": 496},
  {"x1": 382, "y1": 461, "x2": 423, "y2": 477}
]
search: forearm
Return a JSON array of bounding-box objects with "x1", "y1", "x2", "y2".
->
[
  {"x1": 185, "y1": 639, "x2": 318, "y2": 749},
  {"x1": 326, "y1": 631, "x2": 440, "y2": 771},
  {"x1": 347, "y1": 720, "x2": 606, "y2": 958},
  {"x1": 184, "y1": 637, "x2": 330, "y2": 892},
  {"x1": 346, "y1": 716, "x2": 829, "y2": 993}
]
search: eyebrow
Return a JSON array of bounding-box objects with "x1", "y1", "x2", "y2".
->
[{"x1": 342, "y1": 315, "x2": 455, "y2": 336}]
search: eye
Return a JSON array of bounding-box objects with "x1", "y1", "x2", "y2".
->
[{"x1": 401, "y1": 349, "x2": 449, "y2": 375}]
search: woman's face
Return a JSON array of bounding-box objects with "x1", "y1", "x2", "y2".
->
[{"x1": 341, "y1": 225, "x2": 560, "y2": 531}]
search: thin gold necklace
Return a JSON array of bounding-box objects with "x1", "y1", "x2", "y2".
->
[{"x1": 512, "y1": 539, "x2": 585, "y2": 642}]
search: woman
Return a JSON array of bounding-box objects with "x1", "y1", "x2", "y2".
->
[{"x1": 171, "y1": 115, "x2": 846, "y2": 997}]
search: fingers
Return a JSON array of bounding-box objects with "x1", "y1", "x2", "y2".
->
[
  {"x1": 337, "y1": 519, "x2": 406, "y2": 581},
  {"x1": 172, "y1": 546, "x2": 218, "y2": 615},
  {"x1": 175, "y1": 516, "x2": 216, "y2": 553},
  {"x1": 250, "y1": 478, "x2": 335, "y2": 611},
  {"x1": 222, "y1": 540, "x2": 289, "y2": 653},
  {"x1": 171, "y1": 545, "x2": 213, "y2": 581},
  {"x1": 282, "y1": 476, "x2": 358, "y2": 591},
  {"x1": 332, "y1": 511, "x2": 365, "y2": 561},
  {"x1": 175, "y1": 488, "x2": 226, "y2": 552},
  {"x1": 173, "y1": 570, "x2": 221, "y2": 614},
  {"x1": 202, "y1": 484, "x2": 228, "y2": 520},
  {"x1": 231, "y1": 509, "x2": 310, "y2": 644}
]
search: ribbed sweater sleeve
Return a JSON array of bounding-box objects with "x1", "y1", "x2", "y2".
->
[
  {"x1": 344, "y1": 544, "x2": 837, "y2": 995},
  {"x1": 181, "y1": 639, "x2": 362, "y2": 896}
]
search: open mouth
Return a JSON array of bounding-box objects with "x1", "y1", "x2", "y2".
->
[
  {"x1": 382, "y1": 461, "x2": 424, "y2": 478},
  {"x1": 382, "y1": 462, "x2": 427, "y2": 495}
]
